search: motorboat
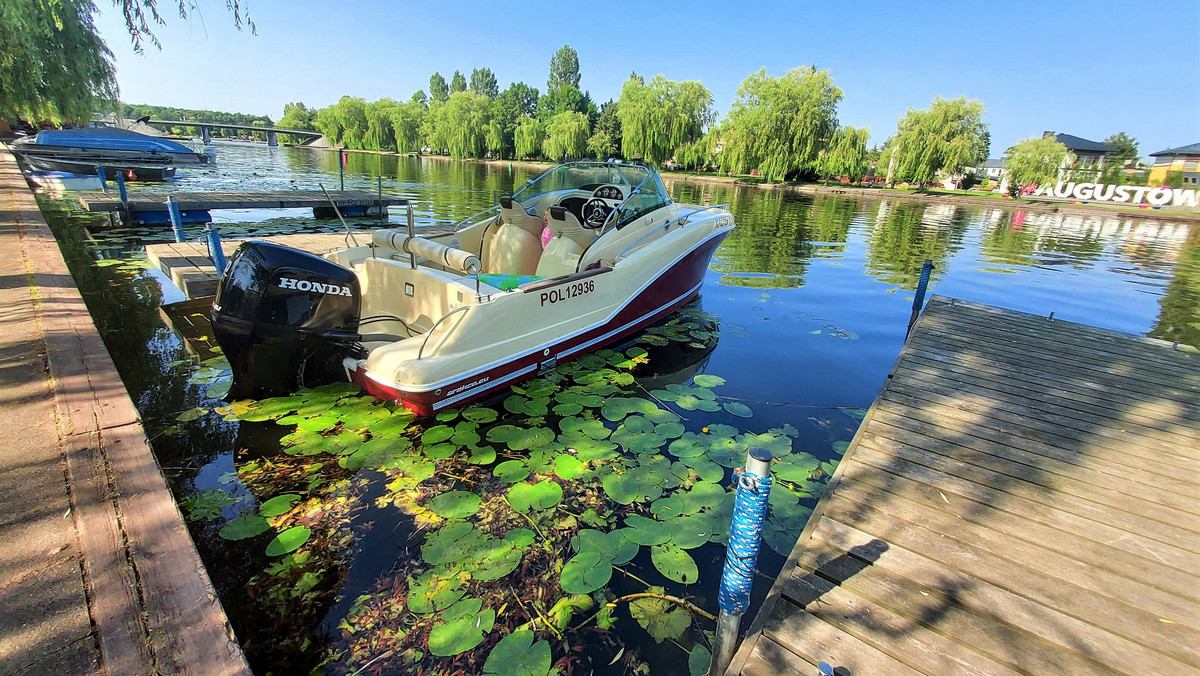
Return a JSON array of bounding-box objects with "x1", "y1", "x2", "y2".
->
[
  {"x1": 18, "y1": 153, "x2": 175, "y2": 181},
  {"x1": 12, "y1": 126, "x2": 209, "y2": 164},
  {"x1": 210, "y1": 160, "x2": 734, "y2": 415},
  {"x1": 24, "y1": 171, "x2": 104, "y2": 193}
]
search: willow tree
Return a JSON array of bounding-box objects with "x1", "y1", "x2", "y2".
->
[
  {"x1": 442, "y1": 91, "x2": 493, "y2": 158},
  {"x1": 1, "y1": 0, "x2": 116, "y2": 122},
  {"x1": 390, "y1": 101, "x2": 426, "y2": 153},
  {"x1": 422, "y1": 100, "x2": 448, "y2": 153},
  {"x1": 543, "y1": 111, "x2": 589, "y2": 160},
  {"x1": 495, "y1": 82, "x2": 539, "y2": 158},
  {"x1": 1003, "y1": 135, "x2": 1068, "y2": 195},
  {"x1": 616, "y1": 75, "x2": 713, "y2": 164},
  {"x1": 277, "y1": 102, "x2": 316, "y2": 144},
  {"x1": 821, "y1": 125, "x2": 871, "y2": 182},
  {"x1": 362, "y1": 98, "x2": 399, "y2": 150},
  {"x1": 879, "y1": 96, "x2": 988, "y2": 185},
  {"x1": 317, "y1": 96, "x2": 368, "y2": 149},
  {"x1": 514, "y1": 117, "x2": 545, "y2": 159},
  {"x1": 716, "y1": 67, "x2": 842, "y2": 182}
]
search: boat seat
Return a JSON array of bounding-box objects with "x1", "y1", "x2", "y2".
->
[
  {"x1": 546, "y1": 205, "x2": 596, "y2": 248},
  {"x1": 485, "y1": 221, "x2": 542, "y2": 276},
  {"x1": 535, "y1": 235, "x2": 583, "y2": 278},
  {"x1": 499, "y1": 196, "x2": 544, "y2": 234}
]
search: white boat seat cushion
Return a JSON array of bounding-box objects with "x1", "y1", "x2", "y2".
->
[
  {"x1": 547, "y1": 205, "x2": 596, "y2": 247},
  {"x1": 499, "y1": 196, "x2": 544, "y2": 236},
  {"x1": 485, "y1": 222, "x2": 541, "y2": 276}
]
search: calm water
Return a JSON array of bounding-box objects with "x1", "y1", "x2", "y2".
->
[{"x1": 42, "y1": 142, "x2": 1198, "y2": 675}]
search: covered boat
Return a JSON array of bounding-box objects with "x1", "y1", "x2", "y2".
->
[
  {"x1": 13, "y1": 126, "x2": 209, "y2": 164},
  {"x1": 19, "y1": 154, "x2": 175, "y2": 181},
  {"x1": 210, "y1": 160, "x2": 733, "y2": 415}
]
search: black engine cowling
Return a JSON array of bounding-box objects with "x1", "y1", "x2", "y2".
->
[{"x1": 211, "y1": 241, "x2": 363, "y2": 399}]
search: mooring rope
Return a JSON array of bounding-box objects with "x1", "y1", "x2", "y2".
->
[{"x1": 717, "y1": 468, "x2": 773, "y2": 615}]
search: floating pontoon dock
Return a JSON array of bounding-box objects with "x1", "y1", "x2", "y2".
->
[
  {"x1": 77, "y1": 190, "x2": 406, "y2": 224},
  {"x1": 728, "y1": 296, "x2": 1200, "y2": 676}
]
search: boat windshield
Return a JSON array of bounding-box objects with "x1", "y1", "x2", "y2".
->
[{"x1": 514, "y1": 161, "x2": 650, "y2": 201}]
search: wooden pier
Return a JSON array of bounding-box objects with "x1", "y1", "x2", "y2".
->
[
  {"x1": 728, "y1": 296, "x2": 1200, "y2": 676},
  {"x1": 146, "y1": 233, "x2": 361, "y2": 298},
  {"x1": 76, "y1": 189, "x2": 406, "y2": 223}
]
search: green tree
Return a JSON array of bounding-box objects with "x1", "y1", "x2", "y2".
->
[
  {"x1": 1103, "y1": 131, "x2": 1139, "y2": 166},
  {"x1": 429, "y1": 73, "x2": 449, "y2": 103},
  {"x1": 112, "y1": 0, "x2": 253, "y2": 53},
  {"x1": 879, "y1": 96, "x2": 988, "y2": 185},
  {"x1": 674, "y1": 133, "x2": 716, "y2": 170},
  {"x1": 716, "y1": 67, "x2": 842, "y2": 181},
  {"x1": 514, "y1": 117, "x2": 545, "y2": 159},
  {"x1": 390, "y1": 100, "x2": 425, "y2": 153},
  {"x1": 422, "y1": 100, "x2": 448, "y2": 153},
  {"x1": 1003, "y1": 135, "x2": 1068, "y2": 195},
  {"x1": 442, "y1": 91, "x2": 493, "y2": 158},
  {"x1": 450, "y1": 70, "x2": 467, "y2": 94},
  {"x1": 821, "y1": 125, "x2": 871, "y2": 182},
  {"x1": 616, "y1": 75, "x2": 714, "y2": 164},
  {"x1": 587, "y1": 100, "x2": 622, "y2": 159},
  {"x1": 548, "y1": 45, "x2": 581, "y2": 92},
  {"x1": 543, "y1": 111, "x2": 590, "y2": 160},
  {"x1": 538, "y1": 85, "x2": 591, "y2": 123},
  {"x1": 363, "y1": 98, "x2": 399, "y2": 150},
  {"x1": 495, "y1": 82, "x2": 540, "y2": 158},
  {"x1": 1, "y1": 0, "x2": 116, "y2": 122},
  {"x1": 315, "y1": 96, "x2": 368, "y2": 148},
  {"x1": 470, "y1": 67, "x2": 499, "y2": 98},
  {"x1": 411, "y1": 90, "x2": 428, "y2": 109},
  {"x1": 277, "y1": 102, "x2": 315, "y2": 144}
]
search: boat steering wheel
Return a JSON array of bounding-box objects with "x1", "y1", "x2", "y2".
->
[{"x1": 582, "y1": 184, "x2": 624, "y2": 229}]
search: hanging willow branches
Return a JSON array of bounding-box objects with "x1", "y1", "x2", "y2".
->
[
  {"x1": 879, "y1": 96, "x2": 989, "y2": 185},
  {"x1": 616, "y1": 75, "x2": 714, "y2": 164}
]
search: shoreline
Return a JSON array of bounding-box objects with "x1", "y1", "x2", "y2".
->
[{"x1": 330, "y1": 146, "x2": 1200, "y2": 224}]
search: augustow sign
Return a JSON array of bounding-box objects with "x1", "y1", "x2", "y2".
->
[{"x1": 1029, "y1": 182, "x2": 1199, "y2": 209}]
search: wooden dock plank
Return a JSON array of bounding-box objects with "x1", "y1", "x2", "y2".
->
[
  {"x1": 76, "y1": 189, "x2": 406, "y2": 213},
  {"x1": 728, "y1": 296, "x2": 1200, "y2": 676}
]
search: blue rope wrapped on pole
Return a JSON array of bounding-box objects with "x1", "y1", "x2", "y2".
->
[
  {"x1": 205, "y1": 225, "x2": 227, "y2": 274},
  {"x1": 709, "y1": 447, "x2": 773, "y2": 676}
]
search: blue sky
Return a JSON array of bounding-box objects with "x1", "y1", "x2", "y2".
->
[{"x1": 95, "y1": 0, "x2": 1200, "y2": 158}]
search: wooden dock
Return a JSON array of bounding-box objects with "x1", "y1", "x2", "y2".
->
[
  {"x1": 76, "y1": 189, "x2": 406, "y2": 222},
  {"x1": 728, "y1": 296, "x2": 1200, "y2": 676},
  {"x1": 146, "y1": 233, "x2": 361, "y2": 298}
]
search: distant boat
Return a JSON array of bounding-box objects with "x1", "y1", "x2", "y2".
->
[{"x1": 13, "y1": 126, "x2": 210, "y2": 164}]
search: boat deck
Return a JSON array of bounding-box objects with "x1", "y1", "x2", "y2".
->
[{"x1": 728, "y1": 296, "x2": 1200, "y2": 676}]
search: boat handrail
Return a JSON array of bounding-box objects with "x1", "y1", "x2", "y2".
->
[
  {"x1": 452, "y1": 204, "x2": 501, "y2": 233},
  {"x1": 613, "y1": 203, "x2": 730, "y2": 260},
  {"x1": 417, "y1": 305, "x2": 472, "y2": 359}
]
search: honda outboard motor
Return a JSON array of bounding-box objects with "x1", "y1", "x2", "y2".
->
[{"x1": 211, "y1": 241, "x2": 363, "y2": 399}]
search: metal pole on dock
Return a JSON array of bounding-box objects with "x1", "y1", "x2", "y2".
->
[
  {"x1": 709, "y1": 447, "x2": 773, "y2": 676},
  {"x1": 907, "y1": 259, "x2": 935, "y2": 337},
  {"x1": 167, "y1": 196, "x2": 185, "y2": 243},
  {"x1": 378, "y1": 176, "x2": 385, "y2": 223},
  {"x1": 116, "y1": 171, "x2": 128, "y2": 210},
  {"x1": 406, "y1": 202, "x2": 416, "y2": 269},
  {"x1": 97, "y1": 165, "x2": 108, "y2": 193},
  {"x1": 339, "y1": 150, "x2": 345, "y2": 191},
  {"x1": 204, "y1": 224, "x2": 227, "y2": 274}
]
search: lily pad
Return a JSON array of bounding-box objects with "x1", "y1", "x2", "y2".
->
[
  {"x1": 693, "y1": 374, "x2": 726, "y2": 388},
  {"x1": 406, "y1": 569, "x2": 466, "y2": 614},
  {"x1": 218, "y1": 514, "x2": 271, "y2": 541},
  {"x1": 553, "y1": 454, "x2": 586, "y2": 480},
  {"x1": 630, "y1": 587, "x2": 692, "y2": 642},
  {"x1": 560, "y1": 550, "x2": 612, "y2": 594},
  {"x1": 483, "y1": 630, "x2": 553, "y2": 676},
  {"x1": 508, "y1": 481, "x2": 563, "y2": 512},
  {"x1": 493, "y1": 460, "x2": 531, "y2": 483},
  {"x1": 265, "y1": 526, "x2": 311, "y2": 556},
  {"x1": 651, "y1": 544, "x2": 699, "y2": 583},
  {"x1": 462, "y1": 406, "x2": 499, "y2": 423},
  {"x1": 259, "y1": 494, "x2": 301, "y2": 517},
  {"x1": 421, "y1": 425, "x2": 455, "y2": 445},
  {"x1": 428, "y1": 491, "x2": 482, "y2": 519},
  {"x1": 601, "y1": 397, "x2": 659, "y2": 422},
  {"x1": 689, "y1": 645, "x2": 712, "y2": 676},
  {"x1": 428, "y1": 607, "x2": 496, "y2": 656}
]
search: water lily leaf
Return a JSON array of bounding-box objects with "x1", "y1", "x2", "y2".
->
[
  {"x1": 176, "y1": 407, "x2": 208, "y2": 422},
  {"x1": 654, "y1": 421, "x2": 686, "y2": 439},
  {"x1": 422, "y1": 442, "x2": 458, "y2": 460},
  {"x1": 493, "y1": 460, "x2": 531, "y2": 483},
  {"x1": 406, "y1": 569, "x2": 467, "y2": 615},
  {"x1": 601, "y1": 397, "x2": 659, "y2": 422},
  {"x1": 651, "y1": 544, "x2": 699, "y2": 583},
  {"x1": 559, "y1": 416, "x2": 610, "y2": 440},
  {"x1": 668, "y1": 435, "x2": 707, "y2": 458},
  {"x1": 693, "y1": 374, "x2": 726, "y2": 388},
  {"x1": 265, "y1": 526, "x2": 311, "y2": 556},
  {"x1": 508, "y1": 481, "x2": 563, "y2": 512},
  {"x1": 296, "y1": 415, "x2": 339, "y2": 433},
  {"x1": 421, "y1": 425, "x2": 455, "y2": 445},
  {"x1": 428, "y1": 491, "x2": 482, "y2": 519},
  {"x1": 680, "y1": 456, "x2": 725, "y2": 483},
  {"x1": 218, "y1": 514, "x2": 271, "y2": 541},
  {"x1": 462, "y1": 406, "x2": 499, "y2": 423},
  {"x1": 507, "y1": 427, "x2": 555, "y2": 451},
  {"x1": 468, "y1": 445, "x2": 497, "y2": 464},
  {"x1": 602, "y1": 470, "x2": 644, "y2": 505},
  {"x1": 205, "y1": 379, "x2": 232, "y2": 399},
  {"x1": 443, "y1": 596, "x2": 483, "y2": 621},
  {"x1": 340, "y1": 408, "x2": 388, "y2": 430},
  {"x1": 422, "y1": 522, "x2": 487, "y2": 566},
  {"x1": 259, "y1": 494, "x2": 301, "y2": 517},
  {"x1": 553, "y1": 454, "x2": 586, "y2": 480},
  {"x1": 435, "y1": 409, "x2": 459, "y2": 422},
  {"x1": 668, "y1": 514, "x2": 714, "y2": 549},
  {"x1": 689, "y1": 645, "x2": 712, "y2": 676},
  {"x1": 471, "y1": 544, "x2": 524, "y2": 581},
  {"x1": 483, "y1": 629, "x2": 552, "y2": 676},
  {"x1": 180, "y1": 489, "x2": 235, "y2": 521},
  {"x1": 340, "y1": 436, "x2": 413, "y2": 471},
  {"x1": 620, "y1": 516, "x2": 671, "y2": 546},
  {"x1": 428, "y1": 608, "x2": 496, "y2": 656},
  {"x1": 552, "y1": 402, "x2": 584, "y2": 416},
  {"x1": 764, "y1": 519, "x2": 803, "y2": 557},
  {"x1": 723, "y1": 402, "x2": 753, "y2": 418},
  {"x1": 560, "y1": 550, "x2": 612, "y2": 594},
  {"x1": 774, "y1": 459, "x2": 821, "y2": 483},
  {"x1": 832, "y1": 440, "x2": 851, "y2": 454},
  {"x1": 629, "y1": 587, "x2": 692, "y2": 642},
  {"x1": 486, "y1": 425, "x2": 524, "y2": 443}
]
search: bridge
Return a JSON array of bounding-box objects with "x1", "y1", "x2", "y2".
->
[{"x1": 145, "y1": 119, "x2": 325, "y2": 147}]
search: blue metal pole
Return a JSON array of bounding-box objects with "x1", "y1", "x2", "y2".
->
[
  {"x1": 206, "y1": 225, "x2": 227, "y2": 274},
  {"x1": 709, "y1": 447, "x2": 773, "y2": 676},
  {"x1": 907, "y1": 259, "x2": 935, "y2": 336},
  {"x1": 167, "y1": 196, "x2": 185, "y2": 243},
  {"x1": 116, "y1": 170, "x2": 128, "y2": 207},
  {"x1": 96, "y1": 165, "x2": 108, "y2": 193}
]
